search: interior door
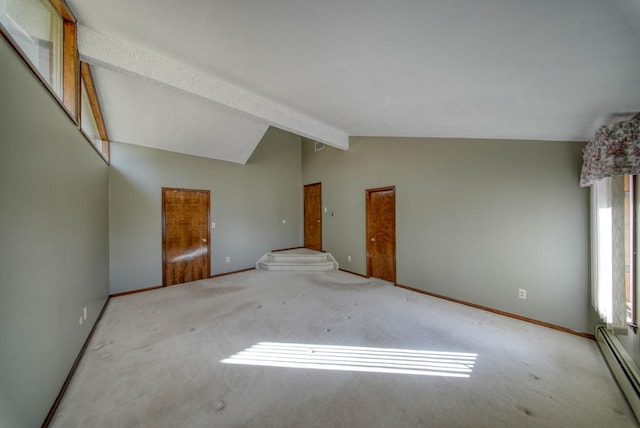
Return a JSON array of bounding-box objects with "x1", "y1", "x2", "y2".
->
[
  {"x1": 366, "y1": 186, "x2": 396, "y2": 282},
  {"x1": 304, "y1": 182, "x2": 322, "y2": 251},
  {"x1": 162, "y1": 187, "x2": 210, "y2": 286}
]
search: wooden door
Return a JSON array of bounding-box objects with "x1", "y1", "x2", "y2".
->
[
  {"x1": 162, "y1": 188, "x2": 210, "y2": 286},
  {"x1": 304, "y1": 183, "x2": 322, "y2": 251},
  {"x1": 366, "y1": 186, "x2": 396, "y2": 282}
]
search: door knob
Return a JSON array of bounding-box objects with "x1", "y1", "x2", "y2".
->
[
  {"x1": 370, "y1": 238, "x2": 375, "y2": 242},
  {"x1": 317, "y1": 220, "x2": 321, "y2": 223},
  {"x1": 202, "y1": 238, "x2": 207, "y2": 242}
]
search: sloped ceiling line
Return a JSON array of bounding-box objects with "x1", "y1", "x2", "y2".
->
[{"x1": 77, "y1": 25, "x2": 350, "y2": 151}]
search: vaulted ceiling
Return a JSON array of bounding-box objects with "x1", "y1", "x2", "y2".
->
[{"x1": 67, "y1": 0, "x2": 640, "y2": 164}]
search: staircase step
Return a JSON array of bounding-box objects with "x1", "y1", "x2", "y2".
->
[
  {"x1": 256, "y1": 250, "x2": 338, "y2": 271},
  {"x1": 269, "y1": 253, "x2": 329, "y2": 263},
  {"x1": 258, "y1": 260, "x2": 335, "y2": 271}
]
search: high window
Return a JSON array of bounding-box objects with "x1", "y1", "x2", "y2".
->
[
  {"x1": 0, "y1": 0, "x2": 110, "y2": 163},
  {"x1": 80, "y1": 62, "x2": 109, "y2": 158},
  {"x1": 0, "y1": 0, "x2": 63, "y2": 96},
  {"x1": 81, "y1": 77, "x2": 101, "y2": 152}
]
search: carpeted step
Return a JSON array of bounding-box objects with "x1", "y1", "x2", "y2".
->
[
  {"x1": 258, "y1": 260, "x2": 336, "y2": 271},
  {"x1": 256, "y1": 249, "x2": 339, "y2": 271},
  {"x1": 268, "y1": 253, "x2": 330, "y2": 263}
]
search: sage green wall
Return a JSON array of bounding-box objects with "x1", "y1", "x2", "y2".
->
[
  {"x1": 108, "y1": 127, "x2": 302, "y2": 294},
  {"x1": 0, "y1": 38, "x2": 109, "y2": 427},
  {"x1": 303, "y1": 136, "x2": 597, "y2": 333}
]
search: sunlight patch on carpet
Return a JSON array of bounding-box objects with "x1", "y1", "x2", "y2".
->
[{"x1": 221, "y1": 342, "x2": 477, "y2": 377}]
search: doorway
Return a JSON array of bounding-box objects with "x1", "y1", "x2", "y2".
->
[
  {"x1": 304, "y1": 182, "x2": 322, "y2": 251},
  {"x1": 162, "y1": 187, "x2": 210, "y2": 286},
  {"x1": 366, "y1": 186, "x2": 396, "y2": 282}
]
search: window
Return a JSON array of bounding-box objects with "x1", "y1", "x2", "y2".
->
[
  {"x1": 81, "y1": 77, "x2": 102, "y2": 153},
  {"x1": 624, "y1": 176, "x2": 637, "y2": 326},
  {"x1": 591, "y1": 175, "x2": 638, "y2": 331},
  {"x1": 1, "y1": 0, "x2": 110, "y2": 163},
  {"x1": 80, "y1": 62, "x2": 110, "y2": 161},
  {"x1": 0, "y1": 0, "x2": 63, "y2": 96}
]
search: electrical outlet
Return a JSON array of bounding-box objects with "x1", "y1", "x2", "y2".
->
[
  {"x1": 226, "y1": 257, "x2": 230, "y2": 263},
  {"x1": 79, "y1": 316, "x2": 83, "y2": 326},
  {"x1": 519, "y1": 289, "x2": 527, "y2": 299}
]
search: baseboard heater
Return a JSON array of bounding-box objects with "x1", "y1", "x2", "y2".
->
[{"x1": 595, "y1": 325, "x2": 640, "y2": 420}]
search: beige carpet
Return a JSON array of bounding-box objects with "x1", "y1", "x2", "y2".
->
[{"x1": 51, "y1": 270, "x2": 638, "y2": 427}]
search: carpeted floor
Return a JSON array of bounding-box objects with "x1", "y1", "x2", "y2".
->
[{"x1": 51, "y1": 270, "x2": 639, "y2": 427}]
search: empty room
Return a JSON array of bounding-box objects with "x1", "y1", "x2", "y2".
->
[{"x1": 1, "y1": 0, "x2": 640, "y2": 427}]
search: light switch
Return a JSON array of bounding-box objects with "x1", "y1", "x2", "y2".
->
[
  {"x1": 324, "y1": 207, "x2": 327, "y2": 213},
  {"x1": 211, "y1": 222, "x2": 216, "y2": 229}
]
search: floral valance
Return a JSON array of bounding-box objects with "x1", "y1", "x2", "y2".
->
[{"x1": 580, "y1": 116, "x2": 640, "y2": 187}]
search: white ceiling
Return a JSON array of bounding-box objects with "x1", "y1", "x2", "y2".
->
[{"x1": 67, "y1": 0, "x2": 640, "y2": 164}]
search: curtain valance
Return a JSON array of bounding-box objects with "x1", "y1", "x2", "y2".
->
[{"x1": 580, "y1": 115, "x2": 640, "y2": 187}]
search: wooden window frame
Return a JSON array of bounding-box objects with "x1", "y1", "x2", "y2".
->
[
  {"x1": 62, "y1": 20, "x2": 79, "y2": 122},
  {"x1": 0, "y1": 0, "x2": 109, "y2": 164}
]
